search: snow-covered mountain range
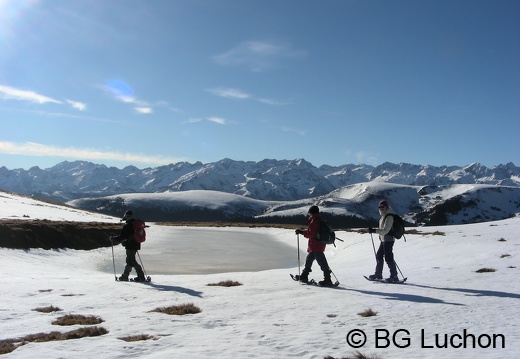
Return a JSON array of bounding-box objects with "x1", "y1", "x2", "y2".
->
[
  {"x1": 1, "y1": 159, "x2": 519, "y2": 226},
  {"x1": 1, "y1": 159, "x2": 518, "y2": 201}
]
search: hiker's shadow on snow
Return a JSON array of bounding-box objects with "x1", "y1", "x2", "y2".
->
[
  {"x1": 407, "y1": 283, "x2": 520, "y2": 300},
  {"x1": 146, "y1": 283, "x2": 203, "y2": 298},
  {"x1": 340, "y1": 287, "x2": 465, "y2": 306}
]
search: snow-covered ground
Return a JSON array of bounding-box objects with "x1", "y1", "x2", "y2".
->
[{"x1": 1, "y1": 192, "x2": 519, "y2": 358}]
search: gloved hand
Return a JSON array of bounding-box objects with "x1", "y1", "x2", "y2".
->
[
  {"x1": 367, "y1": 227, "x2": 375, "y2": 234},
  {"x1": 295, "y1": 229, "x2": 304, "y2": 235}
]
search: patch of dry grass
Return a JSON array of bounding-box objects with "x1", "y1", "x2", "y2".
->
[
  {"x1": 151, "y1": 303, "x2": 202, "y2": 315},
  {"x1": 475, "y1": 268, "x2": 497, "y2": 273},
  {"x1": 0, "y1": 326, "x2": 108, "y2": 355},
  {"x1": 52, "y1": 314, "x2": 104, "y2": 326},
  {"x1": 32, "y1": 305, "x2": 62, "y2": 313},
  {"x1": 119, "y1": 334, "x2": 156, "y2": 342},
  {"x1": 357, "y1": 308, "x2": 378, "y2": 317},
  {"x1": 207, "y1": 280, "x2": 242, "y2": 287}
]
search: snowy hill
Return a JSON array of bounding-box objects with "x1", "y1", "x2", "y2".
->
[
  {"x1": 1, "y1": 188, "x2": 520, "y2": 358},
  {"x1": 0, "y1": 159, "x2": 518, "y2": 202},
  {"x1": 67, "y1": 182, "x2": 520, "y2": 226}
]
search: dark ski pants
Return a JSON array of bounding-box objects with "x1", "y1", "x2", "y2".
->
[
  {"x1": 123, "y1": 249, "x2": 145, "y2": 278},
  {"x1": 303, "y1": 251, "x2": 331, "y2": 278},
  {"x1": 375, "y1": 241, "x2": 397, "y2": 278}
]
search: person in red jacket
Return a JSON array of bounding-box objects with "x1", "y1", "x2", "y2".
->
[
  {"x1": 111, "y1": 210, "x2": 146, "y2": 282},
  {"x1": 295, "y1": 205, "x2": 332, "y2": 286}
]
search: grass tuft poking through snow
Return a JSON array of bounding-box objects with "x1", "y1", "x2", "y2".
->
[
  {"x1": 52, "y1": 314, "x2": 104, "y2": 326},
  {"x1": 207, "y1": 280, "x2": 243, "y2": 287},
  {"x1": 151, "y1": 303, "x2": 202, "y2": 315},
  {"x1": 357, "y1": 308, "x2": 378, "y2": 317}
]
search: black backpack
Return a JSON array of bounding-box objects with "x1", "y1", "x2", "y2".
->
[
  {"x1": 384, "y1": 213, "x2": 406, "y2": 241},
  {"x1": 316, "y1": 218, "x2": 337, "y2": 246}
]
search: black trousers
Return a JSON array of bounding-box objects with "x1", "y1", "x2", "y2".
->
[
  {"x1": 375, "y1": 241, "x2": 397, "y2": 277},
  {"x1": 303, "y1": 252, "x2": 330, "y2": 276},
  {"x1": 123, "y1": 249, "x2": 145, "y2": 278}
]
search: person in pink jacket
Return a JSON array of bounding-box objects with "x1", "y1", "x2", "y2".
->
[{"x1": 295, "y1": 205, "x2": 332, "y2": 286}]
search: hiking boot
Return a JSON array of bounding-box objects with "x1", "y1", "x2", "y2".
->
[
  {"x1": 386, "y1": 276, "x2": 399, "y2": 283},
  {"x1": 368, "y1": 274, "x2": 382, "y2": 280},
  {"x1": 118, "y1": 275, "x2": 129, "y2": 281},
  {"x1": 295, "y1": 274, "x2": 309, "y2": 283},
  {"x1": 319, "y1": 278, "x2": 333, "y2": 287},
  {"x1": 133, "y1": 276, "x2": 146, "y2": 282}
]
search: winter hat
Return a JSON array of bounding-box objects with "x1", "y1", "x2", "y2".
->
[
  {"x1": 378, "y1": 200, "x2": 389, "y2": 208},
  {"x1": 122, "y1": 210, "x2": 134, "y2": 221},
  {"x1": 308, "y1": 205, "x2": 319, "y2": 214}
]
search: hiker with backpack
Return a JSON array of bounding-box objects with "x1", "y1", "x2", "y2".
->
[
  {"x1": 111, "y1": 210, "x2": 146, "y2": 282},
  {"x1": 367, "y1": 200, "x2": 399, "y2": 283},
  {"x1": 294, "y1": 205, "x2": 333, "y2": 286}
]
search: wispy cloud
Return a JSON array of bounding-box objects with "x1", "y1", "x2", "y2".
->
[
  {"x1": 0, "y1": 85, "x2": 62, "y2": 104},
  {"x1": 207, "y1": 116, "x2": 230, "y2": 125},
  {"x1": 207, "y1": 86, "x2": 289, "y2": 106},
  {"x1": 135, "y1": 107, "x2": 153, "y2": 114},
  {"x1": 182, "y1": 118, "x2": 203, "y2": 124},
  {"x1": 213, "y1": 40, "x2": 306, "y2": 72},
  {"x1": 102, "y1": 80, "x2": 153, "y2": 115},
  {"x1": 207, "y1": 87, "x2": 251, "y2": 100},
  {"x1": 66, "y1": 99, "x2": 86, "y2": 111},
  {"x1": 0, "y1": 141, "x2": 185, "y2": 165}
]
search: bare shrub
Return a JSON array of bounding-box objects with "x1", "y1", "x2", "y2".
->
[
  {"x1": 475, "y1": 268, "x2": 497, "y2": 273},
  {"x1": 151, "y1": 303, "x2": 201, "y2": 315},
  {"x1": 119, "y1": 334, "x2": 156, "y2": 342},
  {"x1": 207, "y1": 280, "x2": 242, "y2": 287},
  {"x1": 52, "y1": 314, "x2": 104, "y2": 326},
  {"x1": 33, "y1": 305, "x2": 62, "y2": 313},
  {"x1": 357, "y1": 308, "x2": 378, "y2": 317}
]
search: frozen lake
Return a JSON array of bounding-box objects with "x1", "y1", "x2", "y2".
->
[{"x1": 100, "y1": 226, "x2": 300, "y2": 275}]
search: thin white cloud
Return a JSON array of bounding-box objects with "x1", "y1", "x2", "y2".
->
[
  {"x1": 102, "y1": 81, "x2": 154, "y2": 115},
  {"x1": 208, "y1": 86, "x2": 289, "y2": 106},
  {"x1": 0, "y1": 141, "x2": 185, "y2": 165},
  {"x1": 207, "y1": 116, "x2": 229, "y2": 125},
  {"x1": 207, "y1": 87, "x2": 251, "y2": 100},
  {"x1": 0, "y1": 85, "x2": 62, "y2": 104},
  {"x1": 135, "y1": 107, "x2": 153, "y2": 114},
  {"x1": 182, "y1": 118, "x2": 203, "y2": 124},
  {"x1": 66, "y1": 99, "x2": 86, "y2": 111},
  {"x1": 257, "y1": 97, "x2": 291, "y2": 106},
  {"x1": 213, "y1": 40, "x2": 306, "y2": 72}
]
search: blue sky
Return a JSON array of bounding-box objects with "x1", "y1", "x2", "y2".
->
[{"x1": 1, "y1": 0, "x2": 519, "y2": 170}]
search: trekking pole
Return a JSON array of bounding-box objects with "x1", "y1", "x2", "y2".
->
[
  {"x1": 136, "y1": 251, "x2": 149, "y2": 279},
  {"x1": 335, "y1": 236, "x2": 344, "y2": 242},
  {"x1": 330, "y1": 269, "x2": 340, "y2": 285},
  {"x1": 110, "y1": 237, "x2": 117, "y2": 281},
  {"x1": 296, "y1": 234, "x2": 301, "y2": 279},
  {"x1": 394, "y1": 259, "x2": 406, "y2": 280},
  {"x1": 370, "y1": 233, "x2": 377, "y2": 260}
]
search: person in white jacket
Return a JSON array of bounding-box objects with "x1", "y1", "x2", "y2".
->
[{"x1": 367, "y1": 200, "x2": 399, "y2": 282}]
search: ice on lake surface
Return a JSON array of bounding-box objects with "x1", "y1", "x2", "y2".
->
[{"x1": 99, "y1": 227, "x2": 299, "y2": 275}]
